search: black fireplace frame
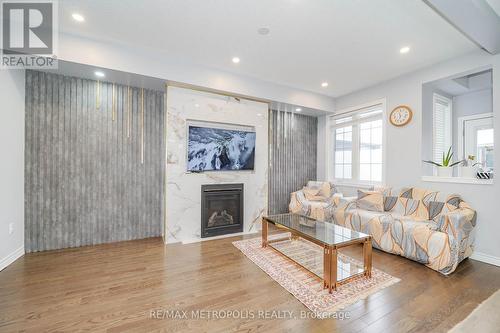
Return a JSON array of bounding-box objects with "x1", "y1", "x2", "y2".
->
[{"x1": 201, "y1": 183, "x2": 244, "y2": 238}]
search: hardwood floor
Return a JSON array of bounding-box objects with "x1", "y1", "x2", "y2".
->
[{"x1": 1, "y1": 232, "x2": 499, "y2": 333}]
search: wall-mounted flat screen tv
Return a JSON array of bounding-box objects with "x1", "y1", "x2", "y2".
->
[{"x1": 187, "y1": 125, "x2": 256, "y2": 172}]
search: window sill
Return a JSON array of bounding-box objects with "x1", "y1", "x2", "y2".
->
[
  {"x1": 331, "y1": 180, "x2": 381, "y2": 188},
  {"x1": 421, "y1": 176, "x2": 493, "y2": 185}
]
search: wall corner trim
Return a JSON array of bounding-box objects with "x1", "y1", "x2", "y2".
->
[
  {"x1": 470, "y1": 251, "x2": 500, "y2": 267},
  {"x1": 0, "y1": 246, "x2": 25, "y2": 271}
]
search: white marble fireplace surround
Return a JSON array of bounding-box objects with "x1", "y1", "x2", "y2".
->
[{"x1": 165, "y1": 87, "x2": 269, "y2": 244}]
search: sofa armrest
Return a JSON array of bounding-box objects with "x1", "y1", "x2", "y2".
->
[
  {"x1": 289, "y1": 190, "x2": 309, "y2": 215},
  {"x1": 434, "y1": 206, "x2": 476, "y2": 244},
  {"x1": 289, "y1": 190, "x2": 339, "y2": 222}
]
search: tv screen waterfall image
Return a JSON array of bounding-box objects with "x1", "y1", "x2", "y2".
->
[{"x1": 187, "y1": 126, "x2": 256, "y2": 172}]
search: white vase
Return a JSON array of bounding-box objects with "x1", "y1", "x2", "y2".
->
[
  {"x1": 458, "y1": 166, "x2": 475, "y2": 178},
  {"x1": 437, "y1": 167, "x2": 453, "y2": 177}
]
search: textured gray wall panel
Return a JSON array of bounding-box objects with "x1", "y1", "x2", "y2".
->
[
  {"x1": 25, "y1": 70, "x2": 165, "y2": 252},
  {"x1": 268, "y1": 110, "x2": 317, "y2": 214}
]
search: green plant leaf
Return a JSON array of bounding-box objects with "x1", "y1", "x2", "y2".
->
[
  {"x1": 442, "y1": 146, "x2": 454, "y2": 167},
  {"x1": 449, "y1": 160, "x2": 465, "y2": 167},
  {"x1": 423, "y1": 160, "x2": 443, "y2": 167}
]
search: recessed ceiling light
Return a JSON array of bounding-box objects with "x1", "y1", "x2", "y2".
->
[
  {"x1": 400, "y1": 46, "x2": 410, "y2": 54},
  {"x1": 232, "y1": 57, "x2": 240, "y2": 64},
  {"x1": 295, "y1": 108, "x2": 302, "y2": 112},
  {"x1": 321, "y1": 82, "x2": 329, "y2": 88},
  {"x1": 257, "y1": 113, "x2": 263, "y2": 117},
  {"x1": 257, "y1": 27, "x2": 270, "y2": 35},
  {"x1": 72, "y1": 13, "x2": 85, "y2": 22},
  {"x1": 195, "y1": 103, "x2": 200, "y2": 108},
  {"x1": 94, "y1": 71, "x2": 105, "y2": 78}
]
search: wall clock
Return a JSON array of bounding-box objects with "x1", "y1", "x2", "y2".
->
[{"x1": 389, "y1": 105, "x2": 413, "y2": 126}]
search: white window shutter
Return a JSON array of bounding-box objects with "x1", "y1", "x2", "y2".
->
[{"x1": 433, "y1": 94, "x2": 452, "y2": 163}]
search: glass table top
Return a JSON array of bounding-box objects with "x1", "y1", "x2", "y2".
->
[
  {"x1": 270, "y1": 238, "x2": 365, "y2": 281},
  {"x1": 264, "y1": 213, "x2": 369, "y2": 246}
]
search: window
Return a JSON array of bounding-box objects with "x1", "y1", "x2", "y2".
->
[
  {"x1": 433, "y1": 93, "x2": 452, "y2": 163},
  {"x1": 330, "y1": 104, "x2": 384, "y2": 184},
  {"x1": 334, "y1": 125, "x2": 352, "y2": 179},
  {"x1": 459, "y1": 113, "x2": 494, "y2": 171},
  {"x1": 359, "y1": 119, "x2": 382, "y2": 182},
  {"x1": 477, "y1": 128, "x2": 494, "y2": 169}
]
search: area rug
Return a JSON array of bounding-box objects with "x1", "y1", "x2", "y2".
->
[
  {"x1": 448, "y1": 289, "x2": 500, "y2": 333},
  {"x1": 233, "y1": 235, "x2": 400, "y2": 318}
]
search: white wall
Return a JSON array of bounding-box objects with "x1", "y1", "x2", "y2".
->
[
  {"x1": 58, "y1": 33, "x2": 335, "y2": 113},
  {"x1": 0, "y1": 70, "x2": 25, "y2": 270},
  {"x1": 165, "y1": 87, "x2": 268, "y2": 243},
  {"x1": 318, "y1": 50, "x2": 500, "y2": 264}
]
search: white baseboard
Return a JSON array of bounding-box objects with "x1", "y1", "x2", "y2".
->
[
  {"x1": 470, "y1": 251, "x2": 500, "y2": 267},
  {"x1": 0, "y1": 246, "x2": 24, "y2": 271}
]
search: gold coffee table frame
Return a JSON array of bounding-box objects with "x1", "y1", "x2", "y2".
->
[{"x1": 262, "y1": 215, "x2": 372, "y2": 293}]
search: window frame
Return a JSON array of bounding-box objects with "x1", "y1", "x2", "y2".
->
[
  {"x1": 327, "y1": 99, "x2": 387, "y2": 186},
  {"x1": 457, "y1": 112, "x2": 494, "y2": 168}
]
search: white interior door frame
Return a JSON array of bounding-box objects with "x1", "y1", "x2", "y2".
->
[{"x1": 457, "y1": 112, "x2": 493, "y2": 160}]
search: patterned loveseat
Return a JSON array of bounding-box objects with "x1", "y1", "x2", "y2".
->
[
  {"x1": 334, "y1": 187, "x2": 476, "y2": 275},
  {"x1": 289, "y1": 181, "x2": 341, "y2": 222}
]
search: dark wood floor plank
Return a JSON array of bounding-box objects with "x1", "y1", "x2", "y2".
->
[{"x1": 0, "y1": 235, "x2": 499, "y2": 333}]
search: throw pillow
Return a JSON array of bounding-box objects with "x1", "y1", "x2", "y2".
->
[
  {"x1": 306, "y1": 181, "x2": 331, "y2": 198},
  {"x1": 318, "y1": 182, "x2": 331, "y2": 197},
  {"x1": 357, "y1": 190, "x2": 384, "y2": 212},
  {"x1": 303, "y1": 188, "x2": 326, "y2": 201}
]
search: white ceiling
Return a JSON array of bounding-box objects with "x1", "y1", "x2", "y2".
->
[
  {"x1": 59, "y1": 0, "x2": 478, "y2": 98},
  {"x1": 430, "y1": 69, "x2": 492, "y2": 96}
]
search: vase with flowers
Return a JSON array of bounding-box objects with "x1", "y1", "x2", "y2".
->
[{"x1": 458, "y1": 155, "x2": 479, "y2": 178}]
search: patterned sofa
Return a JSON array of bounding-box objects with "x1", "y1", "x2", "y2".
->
[
  {"x1": 334, "y1": 187, "x2": 476, "y2": 275},
  {"x1": 289, "y1": 181, "x2": 341, "y2": 221}
]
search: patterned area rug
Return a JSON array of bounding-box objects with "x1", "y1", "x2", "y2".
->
[{"x1": 233, "y1": 235, "x2": 400, "y2": 318}]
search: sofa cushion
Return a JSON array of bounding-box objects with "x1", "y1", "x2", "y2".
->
[
  {"x1": 308, "y1": 201, "x2": 335, "y2": 221},
  {"x1": 373, "y1": 186, "x2": 392, "y2": 197},
  {"x1": 386, "y1": 197, "x2": 428, "y2": 221},
  {"x1": 357, "y1": 189, "x2": 384, "y2": 212},
  {"x1": 302, "y1": 187, "x2": 326, "y2": 201},
  {"x1": 336, "y1": 207, "x2": 389, "y2": 234},
  {"x1": 384, "y1": 195, "x2": 398, "y2": 211},
  {"x1": 411, "y1": 187, "x2": 439, "y2": 201},
  {"x1": 383, "y1": 188, "x2": 454, "y2": 220},
  {"x1": 427, "y1": 201, "x2": 445, "y2": 220}
]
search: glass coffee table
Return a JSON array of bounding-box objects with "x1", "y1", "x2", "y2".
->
[{"x1": 262, "y1": 213, "x2": 372, "y2": 293}]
